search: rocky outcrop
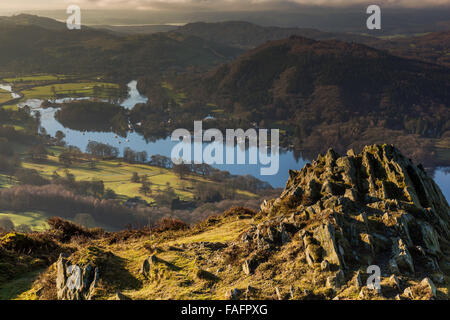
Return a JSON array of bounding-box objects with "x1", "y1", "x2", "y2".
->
[
  {"x1": 140, "y1": 254, "x2": 158, "y2": 278},
  {"x1": 56, "y1": 253, "x2": 99, "y2": 300},
  {"x1": 233, "y1": 144, "x2": 449, "y2": 299}
]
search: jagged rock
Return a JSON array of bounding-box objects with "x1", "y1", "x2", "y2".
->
[
  {"x1": 242, "y1": 260, "x2": 251, "y2": 275},
  {"x1": 314, "y1": 223, "x2": 345, "y2": 268},
  {"x1": 141, "y1": 254, "x2": 158, "y2": 277},
  {"x1": 359, "y1": 233, "x2": 374, "y2": 255},
  {"x1": 326, "y1": 269, "x2": 345, "y2": 290},
  {"x1": 388, "y1": 258, "x2": 400, "y2": 275},
  {"x1": 389, "y1": 274, "x2": 401, "y2": 291},
  {"x1": 431, "y1": 273, "x2": 444, "y2": 284},
  {"x1": 344, "y1": 188, "x2": 358, "y2": 202},
  {"x1": 403, "y1": 287, "x2": 414, "y2": 299},
  {"x1": 418, "y1": 221, "x2": 441, "y2": 257},
  {"x1": 225, "y1": 144, "x2": 449, "y2": 300},
  {"x1": 280, "y1": 223, "x2": 292, "y2": 244},
  {"x1": 320, "y1": 260, "x2": 330, "y2": 271},
  {"x1": 354, "y1": 270, "x2": 363, "y2": 289},
  {"x1": 391, "y1": 238, "x2": 415, "y2": 274},
  {"x1": 420, "y1": 278, "x2": 437, "y2": 298},
  {"x1": 56, "y1": 253, "x2": 99, "y2": 300}
]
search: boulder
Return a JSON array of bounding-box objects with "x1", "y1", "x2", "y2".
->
[
  {"x1": 314, "y1": 223, "x2": 345, "y2": 268},
  {"x1": 141, "y1": 254, "x2": 158, "y2": 277},
  {"x1": 56, "y1": 253, "x2": 99, "y2": 300}
]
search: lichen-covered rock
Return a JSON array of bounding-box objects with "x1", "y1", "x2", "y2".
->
[
  {"x1": 56, "y1": 253, "x2": 99, "y2": 300},
  {"x1": 232, "y1": 144, "x2": 449, "y2": 300},
  {"x1": 141, "y1": 254, "x2": 158, "y2": 277},
  {"x1": 391, "y1": 238, "x2": 415, "y2": 274},
  {"x1": 326, "y1": 269, "x2": 345, "y2": 290},
  {"x1": 314, "y1": 223, "x2": 345, "y2": 268}
]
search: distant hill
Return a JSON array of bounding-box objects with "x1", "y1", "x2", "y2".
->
[
  {"x1": 93, "y1": 24, "x2": 179, "y2": 35},
  {"x1": 366, "y1": 31, "x2": 450, "y2": 68},
  {"x1": 166, "y1": 36, "x2": 449, "y2": 167},
  {"x1": 175, "y1": 21, "x2": 450, "y2": 68},
  {"x1": 175, "y1": 21, "x2": 375, "y2": 49},
  {"x1": 202, "y1": 36, "x2": 449, "y2": 111},
  {"x1": 0, "y1": 15, "x2": 241, "y2": 79},
  {"x1": 0, "y1": 14, "x2": 68, "y2": 31}
]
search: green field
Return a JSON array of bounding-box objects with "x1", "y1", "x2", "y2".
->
[
  {"x1": 22, "y1": 147, "x2": 257, "y2": 203},
  {"x1": 1, "y1": 104, "x2": 18, "y2": 111},
  {"x1": 0, "y1": 211, "x2": 49, "y2": 231},
  {"x1": 21, "y1": 81, "x2": 120, "y2": 100},
  {"x1": 0, "y1": 88, "x2": 13, "y2": 104},
  {"x1": 2, "y1": 74, "x2": 74, "y2": 83}
]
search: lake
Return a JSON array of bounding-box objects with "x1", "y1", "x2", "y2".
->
[{"x1": 4, "y1": 80, "x2": 450, "y2": 201}]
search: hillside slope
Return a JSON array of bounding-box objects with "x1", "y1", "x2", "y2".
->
[
  {"x1": 2, "y1": 144, "x2": 449, "y2": 300},
  {"x1": 175, "y1": 21, "x2": 450, "y2": 67},
  {"x1": 175, "y1": 21, "x2": 374, "y2": 49},
  {"x1": 366, "y1": 31, "x2": 450, "y2": 68},
  {"x1": 167, "y1": 35, "x2": 449, "y2": 167},
  {"x1": 0, "y1": 15, "x2": 241, "y2": 78}
]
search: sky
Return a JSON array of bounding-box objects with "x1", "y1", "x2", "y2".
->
[{"x1": 1, "y1": 0, "x2": 449, "y2": 12}]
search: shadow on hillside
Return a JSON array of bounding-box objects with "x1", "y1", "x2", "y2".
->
[{"x1": 101, "y1": 252, "x2": 142, "y2": 291}]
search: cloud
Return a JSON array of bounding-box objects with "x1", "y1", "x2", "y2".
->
[
  {"x1": 1, "y1": 0, "x2": 448, "y2": 12},
  {"x1": 67, "y1": 0, "x2": 450, "y2": 10}
]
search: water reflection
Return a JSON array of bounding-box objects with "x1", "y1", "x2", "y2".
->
[{"x1": 4, "y1": 81, "x2": 449, "y2": 200}]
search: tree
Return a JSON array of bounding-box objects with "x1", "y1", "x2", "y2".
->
[
  {"x1": 29, "y1": 144, "x2": 48, "y2": 162},
  {"x1": 173, "y1": 163, "x2": 189, "y2": 180},
  {"x1": 139, "y1": 181, "x2": 151, "y2": 196},
  {"x1": 86, "y1": 141, "x2": 119, "y2": 159},
  {"x1": 131, "y1": 172, "x2": 140, "y2": 183},
  {"x1": 154, "y1": 186, "x2": 177, "y2": 207},
  {"x1": 90, "y1": 179, "x2": 105, "y2": 198},
  {"x1": 51, "y1": 85, "x2": 57, "y2": 100},
  {"x1": 55, "y1": 130, "x2": 66, "y2": 146},
  {"x1": 104, "y1": 188, "x2": 117, "y2": 200},
  {"x1": 59, "y1": 152, "x2": 72, "y2": 167},
  {"x1": 137, "y1": 151, "x2": 148, "y2": 163}
]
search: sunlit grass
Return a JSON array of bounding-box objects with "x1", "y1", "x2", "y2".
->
[
  {"x1": 21, "y1": 151, "x2": 257, "y2": 203},
  {"x1": 0, "y1": 211, "x2": 50, "y2": 231},
  {"x1": 1, "y1": 104, "x2": 18, "y2": 111},
  {"x1": 2, "y1": 74, "x2": 74, "y2": 83},
  {"x1": 0, "y1": 269, "x2": 45, "y2": 300},
  {"x1": 20, "y1": 82, "x2": 120, "y2": 100},
  {"x1": 0, "y1": 88, "x2": 13, "y2": 104}
]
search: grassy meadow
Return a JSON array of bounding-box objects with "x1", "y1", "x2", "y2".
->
[
  {"x1": 20, "y1": 82, "x2": 120, "y2": 100},
  {"x1": 0, "y1": 88, "x2": 13, "y2": 104},
  {"x1": 0, "y1": 212, "x2": 49, "y2": 232},
  {"x1": 22, "y1": 147, "x2": 257, "y2": 204}
]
